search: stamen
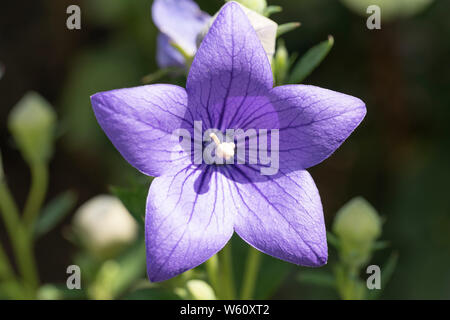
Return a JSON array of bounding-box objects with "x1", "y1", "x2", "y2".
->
[
  {"x1": 209, "y1": 133, "x2": 221, "y2": 146},
  {"x1": 209, "y1": 133, "x2": 235, "y2": 160}
]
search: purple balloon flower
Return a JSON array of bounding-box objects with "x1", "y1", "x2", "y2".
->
[
  {"x1": 91, "y1": 2, "x2": 366, "y2": 282},
  {"x1": 152, "y1": 0, "x2": 211, "y2": 68}
]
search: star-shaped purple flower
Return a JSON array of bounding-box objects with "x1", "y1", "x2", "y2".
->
[{"x1": 91, "y1": 2, "x2": 366, "y2": 282}]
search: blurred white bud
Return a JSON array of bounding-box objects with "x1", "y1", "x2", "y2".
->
[
  {"x1": 186, "y1": 280, "x2": 216, "y2": 300},
  {"x1": 73, "y1": 195, "x2": 138, "y2": 259},
  {"x1": 198, "y1": 2, "x2": 278, "y2": 62},
  {"x1": 238, "y1": 3, "x2": 277, "y2": 62}
]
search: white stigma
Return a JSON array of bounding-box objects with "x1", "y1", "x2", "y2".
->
[{"x1": 210, "y1": 133, "x2": 235, "y2": 161}]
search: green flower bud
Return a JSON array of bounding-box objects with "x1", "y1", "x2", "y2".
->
[
  {"x1": 186, "y1": 280, "x2": 216, "y2": 300},
  {"x1": 273, "y1": 40, "x2": 289, "y2": 85},
  {"x1": 333, "y1": 197, "x2": 382, "y2": 267},
  {"x1": 333, "y1": 197, "x2": 381, "y2": 243},
  {"x1": 228, "y1": 0, "x2": 267, "y2": 15},
  {"x1": 8, "y1": 92, "x2": 56, "y2": 165}
]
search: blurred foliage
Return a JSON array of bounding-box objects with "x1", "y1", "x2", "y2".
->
[
  {"x1": 287, "y1": 35, "x2": 334, "y2": 84},
  {"x1": 297, "y1": 197, "x2": 397, "y2": 300},
  {"x1": 1, "y1": 0, "x2": 449, "y2": 300},
  {"x1": 34, "y1": 191, "x2": 77, "y2": 238},
  {"x1": 340, "y1": 0, "x2": 434, "y2": 21}
]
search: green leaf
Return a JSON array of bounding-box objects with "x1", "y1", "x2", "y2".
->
[
  {"x1": 263, "y1": 5, "x2": 282, "y2": 17},
  {"x1": 368, "y1": 251, "x2": 399, "y2": 299},
  {"x1": 372, "y1": 240, "x2": 390, "y2": 251},
  {"x1": 34, "y1": 191, "x2": 77, "y2": 238},
  {"x1": 110, "y1": 182, "x2": 150, "y2": 226},
  {"x1": 111, "y1": 238, "x2": 147, "y2": 298},
  {"x1": 277, "y1": 22, "x2": 301, "y2": 37},
  {"x1": 288, "y1": 35, "x2": 334, "y2": 84},
  {"x1": 297, "y1": 270, "x2": 335, "y2": 288},
  {"x1": 0, "y1": 281, "x2": 25, "y2": 299}
]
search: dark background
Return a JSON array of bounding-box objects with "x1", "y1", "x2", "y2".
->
[{"x1": 0, "y1": 0, "x2": 449, "y2": 299}]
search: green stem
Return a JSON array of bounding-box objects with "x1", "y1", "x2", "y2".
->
[
  {"x1": 240, "y1": 247, "x2": 262, "y2": 300},
  {"x1": 0, "y1": 241, "x2": 15, "y2": 280},
  {"x1": 0, "y1": 242, "x2": 23, "y2": 299},
  {"x1": 219, "y1": 243, "x2": 236, "y2": 300},
  {"x1": 205, "y1": 254, "x2": 219, "y2": 295},
  {"x1": 0, "y1": 178, "x2": 39, "y2": 297},
  {"x1": 23, "y1": 162, "x2": 48, "y2": 230}
]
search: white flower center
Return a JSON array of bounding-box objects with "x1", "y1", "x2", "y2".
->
[{"x1": 209, "y1": 133, "x2": 235, "y2": 160}]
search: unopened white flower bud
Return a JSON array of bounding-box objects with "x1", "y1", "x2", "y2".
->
[{"x1": 73, "y1": 195, "x2": 138, "y2": 259}]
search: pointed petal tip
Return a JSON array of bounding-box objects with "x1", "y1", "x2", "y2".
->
[
  {"x1": 313, "y1": 248, "x2": 328, "y2": 267},
  {"x1": 144, "y1": 170, "x2": 235, "y2": 283},
  {"x1": 223, "y1": 1, "x2": 242, "y2": 10},
  {"x1": 215, "y1": 1, "x2": 249, "y2": 23},
  {"x1": 295, "y1": 243, "x2": 328, "y2": 267},
  {"x1": 90, "y1": 92, "x2": 103, "y2": 105}
]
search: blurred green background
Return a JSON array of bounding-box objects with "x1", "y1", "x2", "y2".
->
[{"x1": 0, "y1": 0, "x2": 449, "y2": 299}]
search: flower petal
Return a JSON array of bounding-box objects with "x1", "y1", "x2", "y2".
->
[
  {"x1": 270, "y1": 85, "x2": 366, "y2": 171},
  {"x1": 152, "y1": 0, "x2": 211, "y2": 56},
  {"x1": 91, "y1": 84, "x2": 192, "y2": 177},
  {"x1": 146, "y1": 166, "x2": 235, "y2": 282},
  {"x1": 186, "y1": 2, "x2": 273, "y2": 131},
  {"x1": 226, "y1": 166, "x2": 327, "y2": 266},
  {"x1": 156, "y1": 33, "x2": 185, "y2": 68}
]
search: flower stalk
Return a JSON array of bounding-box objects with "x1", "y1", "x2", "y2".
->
[
  {"x1": 240, "y1": 246, "x2": 262, "y2": 299},
  {"x1": 205, "y1": 255, "x2": 219, "y2": 295},
  {"x1": 23, "y1": 162, "x2": 49, "y2": 230},
  {"x1": 0, "y1": 175, "x2": 39, "y2": 297},
  {"x1": 218, "y1": 243, "x2": 236, "y2": 300}
]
